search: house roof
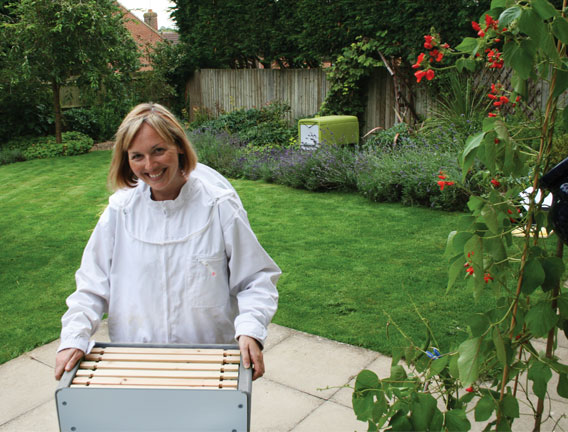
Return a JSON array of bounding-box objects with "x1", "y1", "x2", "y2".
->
[{"x1": 117, "y1": 2, "x2": 165, "y2": 71}]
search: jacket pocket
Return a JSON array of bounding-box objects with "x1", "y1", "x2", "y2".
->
[{"x1": 186, "y1": 252, "x2": 229, "y2": 307}]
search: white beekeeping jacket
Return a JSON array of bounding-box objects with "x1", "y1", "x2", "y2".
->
[{"x1": 58, "y1": 165, "x2": 280, "y2": 354}]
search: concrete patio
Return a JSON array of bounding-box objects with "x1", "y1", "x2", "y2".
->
[{"x1": 1, "y1": 323, "x2": 567, "y2": 431}]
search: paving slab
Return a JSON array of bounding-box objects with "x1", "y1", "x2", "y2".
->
[
  {"x1": 0, "y1": 400, "x2": 58, "y2": 432},
  {"x1": 292, "y1": 399, "x2": 367, "y2": 432},
  {"x1": 331, "y1": 354, "x2": 392, "y2": 409},
  {"x1": 251, "y1": 378, "x2": 323, "y2": 432},
  {"x1": 263, "y1": 331, "x2": 379, "y2": 400},
  {"x1": 263, "y1": 324, "x2": 294, "y2": 352},
  {"x1": 0, "y1": 356, "x2": 54, "y2": 426}
]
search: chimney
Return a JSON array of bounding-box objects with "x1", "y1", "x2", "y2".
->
[{"x1": 143, "y1": 9, "x2": 158, "y2": 30}]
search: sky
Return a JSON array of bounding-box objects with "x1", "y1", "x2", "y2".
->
[{"x1": 118, "y1": 0, "x2": 177, "y2": 30}]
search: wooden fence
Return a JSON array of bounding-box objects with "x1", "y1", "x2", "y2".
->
[{"x1": 186, "y1": 68, "x2": 431, "y2": 133}]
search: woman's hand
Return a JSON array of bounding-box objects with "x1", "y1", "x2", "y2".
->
[
  {"x1": 238, "y1": 335, "x2": 264, "y2": 380},
  {"x1": 55, "y1": 348, "x2": 84, "y2": 380}
]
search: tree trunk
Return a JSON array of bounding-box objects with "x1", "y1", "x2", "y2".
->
[{"x1": 52, "y1": 81, "x2": 62, "y2": 144}]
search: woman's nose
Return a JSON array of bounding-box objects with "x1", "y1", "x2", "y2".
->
[{"x1": 144, "y1": 156, "x2": 155, "y2": 170}]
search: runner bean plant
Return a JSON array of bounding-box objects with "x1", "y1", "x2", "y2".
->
[{"x1": 353, "y1": 0, "x2": 568, "y2": 430}]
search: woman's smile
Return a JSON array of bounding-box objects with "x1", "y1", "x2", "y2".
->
[{"x1": 127, "y1": 123, "x2": 187, "y2": 201}]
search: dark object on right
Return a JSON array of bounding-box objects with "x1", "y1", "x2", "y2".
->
[{"x1": 540, "y1": 156, "x2": 568, "y2": 245}]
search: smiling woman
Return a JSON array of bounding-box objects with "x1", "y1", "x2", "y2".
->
[{"x1": 55, "y1": 103, "x2": 281, "y2": 382}]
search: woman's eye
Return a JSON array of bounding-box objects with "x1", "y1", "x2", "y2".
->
[
  {"x1": 130, "y1": 154, "x2": 142, "y2": 160},
  {"x1": 154, "y1": 148, "x2": 166, "y2": 154}
]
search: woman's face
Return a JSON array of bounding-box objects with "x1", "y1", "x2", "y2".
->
[{"x1": 127, "y1": 123, "x2": 186, "y2": 201}]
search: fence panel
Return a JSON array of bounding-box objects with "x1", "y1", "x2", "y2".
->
[{"x1": 186, "y1": 69, "x2": 329, "y2": 123}]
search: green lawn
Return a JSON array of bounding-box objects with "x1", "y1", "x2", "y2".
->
[{"x1": 0, "y1": 151, "x2": 493, "y2": 364}]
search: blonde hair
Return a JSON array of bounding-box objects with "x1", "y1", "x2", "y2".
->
[{"x1": 108, "y1": 103, "x2": 198, "y2": 190}]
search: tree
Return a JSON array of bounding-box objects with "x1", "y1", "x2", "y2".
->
[{"x1": 3, "y1": 0, "x2": 139, "y2": 143}]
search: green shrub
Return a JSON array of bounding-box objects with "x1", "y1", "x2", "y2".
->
[
  {"x1": 1, "y1": 132, "x2": 93, "y2": 164},
  {"x1": 63, "y1": 104, "x2": 129, "y2": 142},
  {"x1": 189, "y1": 101, "x2": 296, "y2": 147},
  {"x1": 0, "y1": 148, "x2": 26, "y2": 165},
  {"x1": 189, "y1": 129, "x2": 243, "y2": 178}
]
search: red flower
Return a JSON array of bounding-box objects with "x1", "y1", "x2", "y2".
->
[
  {"x1": 424, "y1": 35, "x2": 435, "y2": 50},
  {"x1": 494, "y1": 138, "x2": 500, "y2": 144},
  {"x1": 465, "y1": 386, "x2": 474, "y2": 393},
  {"x1": 415, "y1": 70, "x2": 426, "y2": 83},
  {"x1": 484, "y1": 273, "x2": 494, "y2": 283},
  {"x1": 487, "y1": 93, "x2": 497, "y2": 100},
  {"x1": 500, "y1": 96, "x2": 509, "y2": 104},
  {"x1": 425, "y1": 69, "x2": 435, "y2": 81},
  {"x1": 466, "y1": 266, "x2": 474, "y2": 275},
  {"x1": 488, "y1": 112, "x2": 497, "y2": 117},
  {"x1": 472, "y1": 21, "x2": 481, "y2": 32},
  {"x1": 437, "y1": 180, "x2": 455, "y2": 191},
  {"x1": 412, "y1": 53, "x2": 426, "y2": 69},
  {"x1": 491, "y1": 179, "x2": 500, "y2": 187}
]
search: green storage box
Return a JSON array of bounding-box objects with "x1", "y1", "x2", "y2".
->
[{"x1": 298, "y1": 115, "x2": 359, "y2": 149}]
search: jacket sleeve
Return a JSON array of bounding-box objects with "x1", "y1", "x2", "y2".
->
[
  {"x1": 58, "y1": 207, "x2": 114, "y2": 353},
  {"x1": 219, "y1": 198, "x2": 280, "y2": 347}
]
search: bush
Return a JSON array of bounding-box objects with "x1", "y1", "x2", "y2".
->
[
  {"x1": 356, "y1": 147, "x2": 468, "y2": 210},
  {"x1": 1, "y1": 132, "x2": 94, "y2": 165},
  {"x1": 63, "y1": 104, "x2": 129, "y2": 142},
  {"x1": 189, "y1": 129, "x2": 244, "y2": 178},
  {"x1": 189, "y1": 101, "x2": 296, "y2": 148},
  {"x1": 189, "y1": 121, "x2": 474, "y2": 211}
]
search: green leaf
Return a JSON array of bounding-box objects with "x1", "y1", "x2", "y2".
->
[
  {"x1": 540, "y1": 256, "x2": 565, "y2": 292},
  {"x1": 469, "y1": 313, "x2": 491, "y2": 337},
  {"x1": 528, "y1": 360, "x2": 552, "y2": 399},
  {"x1": 519, "y1": 8, "x2": 546, "y2": 44},
  {"x1": 353, "y1": 370, "x2": 380, "y2": 421},
  {"x1": 521, "y1": 258, "x2": 546, "y2": 294},
  {"x1": 481, "y1": 204, "x2": 501, "y2": 234},
  {"x1": 525, "y1": 301, "x2": 559, "y2": 338},
  {"x1": 558, "y1": 373, "x2": 568, "y2": 398},
  {"x1": 485, "y1": 236, "x2": 507, "y2": 262},
  {"x1": 492, "y1": 327, "x2": 507, "y2": 365},
  {"x1": 465, "y1": 235, "x2": 484, "y2": 299},
  {"x1": 461, "y1": 131, "x2": 486, "y2": 174},
  {"x1": 511, "y1": 72, "x2": 528, "y2": 99},
  {"x1": 501, "y1": 394, "x2": 520, "y2": 418},
  {"x1": 551, "y1": 69, "x2": 568, "y2": 99},
  {"x1": 467, "y1": 196, "x2": 485, "y2": 214},
  {"x1": 456, "y1": 37, "x2": 479, "y2": 54},
  {"x1": 390, "y1": 414, "x2": 413, "y2": 432},
  {"x1": 483, "y1": 118, "x2": 496, "y2": 133},
  {"x1": 389, "y1": 365, "x2": 407, "y2": 385},
  {"x1": 410, "y1": 392, "x2": 439, "y2": 431},
  {"x1": 503, "y1": 40, "x2": 535, "y2": 80},
  {"x1": 491, "y1": 0, "x2": 508, "y2": 8},
  {"x1": 456, "y1": 57, "x2": 477, "y2": 73},
  {"x1": 552, "y1": 16, "x2": 568, "y2": 45},
  {"x1": 499, "y1": 6, "x2": 523, "y2": 27},
  {"x1": 458, "y1": 337, "x2": 484, "y2": 386},
  {"x1": 444, "y1": 409, "x2": 471, "y2": 432},
  {"x1": 558, "y1": 293, "x2": 568, "y2": 319},
  {"x1": 446, "y1": 231, "x2": 473, "y2": 257},
  {"x1": 532, "y1": 0, "x2": 559, "y2": 19},
  {"x1": 475, "y1": 395, "x2": 495, "y2": 421},
  {"x1": 447, "y1": 256, "x2": 465, "y2": 292},
  {"x1": 428, "y1": 354, "x2": 449, "y2": 378}
]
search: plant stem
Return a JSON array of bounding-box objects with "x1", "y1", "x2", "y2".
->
[{"x1": 533, "y1": 239, "x2": 564, "y2": 432}]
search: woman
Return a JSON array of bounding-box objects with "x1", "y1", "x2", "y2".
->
[{"x1": 55, "y1": 103, "x2": 280, "y2": 381}]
